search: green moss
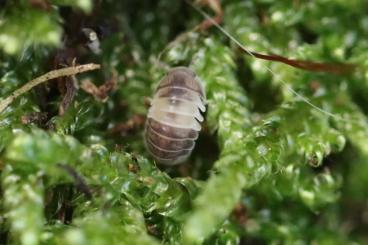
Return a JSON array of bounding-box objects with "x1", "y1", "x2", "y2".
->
[{"x1": 1, "y1": 0, "x2": 368, "y2": 244}]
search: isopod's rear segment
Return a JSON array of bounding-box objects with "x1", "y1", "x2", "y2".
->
[{"x1": 145, "y1": 67, "x2": 206, "y2": 165}]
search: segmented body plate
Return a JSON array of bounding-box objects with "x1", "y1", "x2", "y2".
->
[{"x1": 145, "y1": 67, "x2": 206, "y2": 165}]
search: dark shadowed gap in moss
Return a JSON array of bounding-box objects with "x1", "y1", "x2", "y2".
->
[
  {"x1": 0, "y1": 182, "x2": 9, "y2": 244},
  {"x1": 311, "y1": 144, "x2": 350, "y2": 175},
  {"x1": 348, "y1": 77, "x2": 368, "y2": 117},
  {"x1": 235, "y1": 54, "x2": 282, "y2": 113},
  {"x1": 190, "y1": 131, "x2": 220, "y2": 180},
  {"x1": 144, "y1": 212, "x2": 165, "y2": 240},
  {"x1": 239, "y1": 237, "x2": 266, "y2": 245},
  {"x1": 335, "y1": 143, "x2": 368, "y2": 238},
  {"x1": 165, "y1": 131, "x2": 220, "y2": 180},
  {"x1": 297, "y1": 24, "x2": 319, "y2": 44},
  {"x1": 44, "y1": 184, "x2": 75, "y2": 225}
]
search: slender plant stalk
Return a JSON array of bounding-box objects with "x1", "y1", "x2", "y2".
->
[{"x1": 0, "y1": 63, "x2": 101, "y2": 113}]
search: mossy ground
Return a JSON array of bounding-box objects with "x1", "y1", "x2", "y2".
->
[{"x1": 1, "y1": 0, "x2": 368, "y2": 244}]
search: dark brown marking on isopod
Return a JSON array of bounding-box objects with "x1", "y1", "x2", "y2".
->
[
  {"x1": 157, "y1": 67, "x2": 205, "y2": 98},
  {"x1": 152, "y1": 153, "x2": 190, "y2": 165},
  {"x1": 145, "y1": 126, "x2": 195, "y2": 151},
  {"x1": 155, "y1": 86, "x2": 204, "y2": 103},
  {"x1": 146, "y1": 137, "x2": 192, "y2": 159},
  {"x1": 147, "y1": 118, "x2": 199, "y2": 140}
]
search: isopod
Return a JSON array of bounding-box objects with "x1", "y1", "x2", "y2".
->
[{"x1": 145, "y1": 67, "x2": 206, "y2": 165}]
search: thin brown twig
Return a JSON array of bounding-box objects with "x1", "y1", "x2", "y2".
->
[
  {"x1": 108, "y1": 114, "x2": 146, "y2": 136},
  {"x1": 29, "y1": 0, "x2": 52, "y2": 11},
  {"x1": 0, "y1": 63, "x2": 101, "y2": 113},
  {"x1": 244, "y1": 49, "x2": 356, "y2": 75},
  {"x1": 59, "y1": 76, "x2": 78, "y2": 116},
  {"x1": 195, "y1": 0, "x2": 223, "y2": 31},
  {"x1": 186, "y1": 0, "x2": 356, "y2": 75},
  {"x1": 80, "y1": 71, "x2": 118, "y2": 102},
  {"x1": 57, "y1": 163, "x2": 93, "y2": 200}
]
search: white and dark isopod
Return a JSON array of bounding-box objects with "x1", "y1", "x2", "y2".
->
[{"x1": 145, "y1": 67, "x2": 206, "y2": 165}]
